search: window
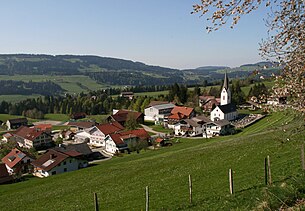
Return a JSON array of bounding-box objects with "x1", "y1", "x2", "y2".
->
[
  {"x1": 223, "y1": 96, "x2": 225, "y2": 100},
  {"x1": 64, "y1": 168, "x2": 67, "y2": 172},
  {"x1": 52, "y1": 171, "x2": 56, "y2": 175},
  {"x1": 63, "y1": 161, "x2": 66, "y2": 165}
]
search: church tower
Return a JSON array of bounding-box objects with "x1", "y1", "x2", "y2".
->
[{"x1": 220, "y1": 71, "x2": 231, "y2": 105}]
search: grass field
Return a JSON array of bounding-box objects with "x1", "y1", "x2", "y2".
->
[
  {"x1": 0, "y1": 111, "x2": 304, "y2": 210},
  {"x1": 0, "y1": 75, "x2": 107, "y2": 94},
  {"x1": 44, "y1": 114, "x2": 70, "y2": 122}
]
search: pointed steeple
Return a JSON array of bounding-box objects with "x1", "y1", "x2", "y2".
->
[{"x1": 222, "y1": 70, "x2": 229, "y2": 91}]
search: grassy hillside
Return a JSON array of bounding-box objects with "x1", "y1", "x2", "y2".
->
[{"x1": 0, "y1": 111, "x2": 304, "y2": 210}]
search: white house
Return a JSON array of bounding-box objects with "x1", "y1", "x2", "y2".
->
[
  {"x1": 32, "y1": 149, "x2": 88, "y2": 177},
  {"x1": 205, "y1": 119, "x2": 232, "y2": 138},
  {"x1": 144, "y1": 103, "x2": 175, "y2": 123},
  {"x1": 210, "y1": 71, "x2": 238, "y2": 121},
  {"x1": 74, "y1": 122, "x2": 124, "y2": 147},
  {"x1": 173, "y1": 115, "x2": 211, "y2": 137},
  {"x1": 104, "y1": 134, "x2": 130, "y2": 154}
]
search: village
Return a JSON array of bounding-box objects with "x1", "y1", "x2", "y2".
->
[{"x1": 0, "y1": 72, "x2": 286, "y2": 184}]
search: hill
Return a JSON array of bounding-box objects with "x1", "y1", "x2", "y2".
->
[
  {"x1": 0, "y1": 54, "x2": 280, "y2": 89},
  {"x1": 0, "y1": 111, "x2": 304, "y2": 210}
]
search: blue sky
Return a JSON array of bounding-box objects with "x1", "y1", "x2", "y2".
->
[{"x1": 0, "y1": 0, "x2": 269, "y2": 69}]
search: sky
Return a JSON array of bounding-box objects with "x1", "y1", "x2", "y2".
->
[{"x1": 0, "y1": 0, "x2": 270, "y2": 69}]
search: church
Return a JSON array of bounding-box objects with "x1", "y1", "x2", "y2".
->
[{"x1": 210, "y1": 71, "x2": 238, "y2": 121}]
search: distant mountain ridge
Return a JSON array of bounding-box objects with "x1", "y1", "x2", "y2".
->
[{"x1": 0, "y1": 54, "x2": 280, "y2": 86}]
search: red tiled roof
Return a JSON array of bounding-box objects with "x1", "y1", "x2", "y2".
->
[
  {"x1": 34, "y1": 124, "x2": 52, "y2": 131},
  {"x1": 199, "y1": 95, "x2": 216, "y2": 100},
  {"x1": 171, "y1": 106, "x2": 194, "y2": 117},
  {"x1": 147, "y1": 101, "x2": 170, "y2": 107},
  {"x1": 67, "y1": 121, "x2": 96, "y2": 128},
  {"x1": 111, "y1": 110, "x2": 143, "y2": 123},
  {"x1": 96, "y1": 122, "x2": 124, "y2": 135},
  {"x1": 155, "y1": 138, "x2": 164, "y2": 143},
  {"x1": 168, "y1": 113, "x2": 187, "y2": 120},
  {"x1": 14, "y1": 126, "x2": 44, "y2": 141},
  {"x1": 108, "y1": 134, "x2": 125, "y2": 145},
  {"x1": 119, "y1": 128, "x2": 150, "y2": 140},
  {"x1": 31, "y1": 149, "x2": 82, "y2": 172},
  {"x1": 1, "y1": 148, "x2": 27, "y2": 169}
]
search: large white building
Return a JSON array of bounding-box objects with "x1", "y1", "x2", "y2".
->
[
  {"x1": 144, "y1": 103, "x2": 175, "y2": 123},
  {"x1": 211, "y1": 71, "x2": 238, "y2": 121}
]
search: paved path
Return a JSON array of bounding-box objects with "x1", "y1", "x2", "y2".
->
[{"x1": 140, "y1": 124, "x2": 166, "y2": 137}]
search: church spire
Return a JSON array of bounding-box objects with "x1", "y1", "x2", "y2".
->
[{"x1": 222, "y1": 70, "x2": 229, "y2": 91}]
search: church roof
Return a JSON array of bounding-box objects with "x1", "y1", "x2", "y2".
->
[
  {"x1": 217, "y1": 103, "x2": 237, "y2": 114},
  {"x1": 222, "y1": 70, "x2": 229, "y2": 91}
]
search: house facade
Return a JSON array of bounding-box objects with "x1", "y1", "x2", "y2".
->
[
  {"x1": 1, "y1": 148, "x2": 34, "y2": 175},
  {"x1": 6, "y1": 118, "x2": 28, "y2": 130},
  {"x1": 205, "y1": 119, "x2": 232, "y2": 138},
  {"x1": 31, "y1": 149, "x2": 88, "y2": 177},
  {"x1": 12, "y1": 126, "x2": 53, "y2": 149},
  {"x1": 0, "y1": 163, "x2": 13, "y2": 184}
]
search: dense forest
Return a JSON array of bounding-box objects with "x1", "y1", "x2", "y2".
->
[{"x1": 0, "y1": 80, "x2": 64, "y2": 95}]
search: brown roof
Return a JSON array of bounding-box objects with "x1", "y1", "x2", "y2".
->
[
  {"x1": 96, "y1": 122, "x2": 124, "y2": 135},
  {"x1": 7, "y1": 118, "x2": 28, "y2": 124},
  {"x1": 147, "y1": 101, "x2": 170, "y2": 108},
  {"x1": 33, "y1": 124, "x2": 52, "y2": 131},
  {"x1": 14, "y1": 126, "x2": 45, "y2": 141},
  {"x1": 111, "y1": 110, "x2": 143, "y2": 123},
  {"x1": 67, "y1": 121, "x2": 96, "y2": 129},
  {"x1": 168, "y1": 113, "x2": 187, "y2": 120},
  {"x1": 31, "y1": 149, "x2": 82, "y2": 172},
  {"x1": 108, "y1": 134, "x2": 126, "y2": 145},
  {"x1": 1, "y1": 148, "x2": 27, "y2": 169},
  {"x1": 155, "y1": 138, "x2": 164, "y2": 143},
  {"x1": 119, "y1": 128, "x2": 150, "y2": 140},
  {"x1": 171, "y1": 106, "x2": 194, "y2": 117}
]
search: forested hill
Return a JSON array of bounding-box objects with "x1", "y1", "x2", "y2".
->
[{"x1": 0, "y1": 54, "x2": 280, "y2": 86}]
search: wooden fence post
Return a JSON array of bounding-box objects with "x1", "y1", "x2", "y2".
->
[
  {"x1": 94, "y1": 192, "x2": 99, "y2": 211},
  {"x1": 229, "y1": 169, "x2": 234, "y2": 195},
  {"x1": 189, "y1": 174, "x2": 192, "y2": 204},
  {"x1": 265, "y1": 156, "x2": 272, "y2": 186},
  {"x1": 301, "y1": 144, "x2": 305, "y2": 170},
  {"x1": 146, "y1": 186, "x2": 149, "y2": 211}
]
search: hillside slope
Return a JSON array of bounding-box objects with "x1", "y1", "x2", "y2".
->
[{"x1": 0, "y1": 111, "x2": 304, "y2": 210}]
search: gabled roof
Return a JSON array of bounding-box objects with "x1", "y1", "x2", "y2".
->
[
  {"x1": 55, "y1": 143, "x2": 93, "y2": 156},
  {"x1": 107, "y1": 128, "x2": 150, "y2": 146},
  {"x1": 31, "y1": 149, "x2": 82, "y2": 172},
  {"x1": 216, "y1": 104, "x2": 237, "y2": 114},
  {"x1": 192, "y1": 115, "x2": 211, "y2": 123},
  {"x1": 199, "y1": 95, "x2": 216, "y2": 101},
  {"x1": 155, "y1": 138, "x2": 164, "y2": 143},
  {"x1": 147, "y1": 101, "x2": 170, "y2": 108},
  {"x1": 168, "y1": 113, "x2": 187, "y2": 120},
  {"x1": 181, "y1": 119, "x2": 200, "y2": 127},
  {"x1": 7, "y1": 118, "x2": 28, "y2": 124},
  {"x1": 214, "y1": 119, "x2": 231, "y2": 127},
  {"x1": 1, "y1": 148, "x2": 27, "y2": 169},
  {"x1": 171, "y1": 106, "x2": 194, "y2": 117},
  {"x1": 96, "y1": 122, "x2": 124, "y2": 135},
  {"x1": 119, "y1": 128, "x2": 150, "y2": 140},
  {"x1": 33, "y1": 124, "x2": 52, "y2": 131},
  {"x1": 108, "y1": 134, "x2": 126, "y2": 145},
  {"x1": 110, "y1": 110, "x2": 143, "y2": 122},
  {"x1": 67, "y1": 121, "x2": 97, "y2": 129},
  {"x1": 14, "y1": 126, "x2": 46, "y2": 141}
]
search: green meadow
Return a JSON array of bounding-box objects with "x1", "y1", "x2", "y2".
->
[{"x1": 0, "y1": 111, "x2": 304, "y2": 210}]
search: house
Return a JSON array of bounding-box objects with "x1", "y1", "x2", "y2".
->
[
  {"x1": 104, "y1": 128, "x2": 150, "y2": 154},
  {"x1": 107, "y1": 109, "x2": 144, "y2": 126},
  {"x1": 210, "y1": 71, "x2": 238, "y2": 121},
  {"x1": 6, "y1": 118, "x2": 28, "y2": 130},
  {"x1": 1, "y1": 132, "x2": 16, "y2": 143},
  {"x1": 167, "y1": 106, "x2": 195, "y2": 128},
  {"x1": 0, "y1": 163, "x2": 13, "y2": 184},
  {"x1": 199, "y1": 96, "x2": 220, "y2": 112},
  {"x1": 54, "y1": 143, "x2": 93, "y2": 160},
  {"x1": 173, "y1": 115, "x2": 211, "y2": 137},
  {"x1": 31, "y1": 149, "x2": 88, "y2": 177},
  {"x1": 67, "y1": 121, "x2": 97, "y2": 132},
  {"x1": 74, "y1": 122, "x2": 124, "y2": 147},
  {"x1": 1, "y1": 148, "x2": 34, "y2": 175},
  {"x1": 144, "y1": 103, "x2": 175, "y2": 123},
  {"x1": 155, "y1": 137, "x2": 165, "y2": 147},
  {"x1": 70, "y1": 112, "x2": 87, "y2": 120},
  {"x1": 33, "y1": 124, "x2": 52, "y2": 134},
  {"x1": 205, "y1": 119, "x2": 233, "y2": 138},
  {"x1": 13, "y1": 126, "x2": 53, "y2": 149},
  {"x1": 120, "y1": 92, "x2": 134, "y2": 100}
]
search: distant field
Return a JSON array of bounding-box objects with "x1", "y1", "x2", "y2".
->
[
  {"x1": 0, "y1": 94, "x2": 41, "y2": 103},
  {"x1": 0, "y1": 75, "x2": 108, "y2": 94},
  {"x1": 44, "y1": 114, "x2": 70, "y2": 122}
]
